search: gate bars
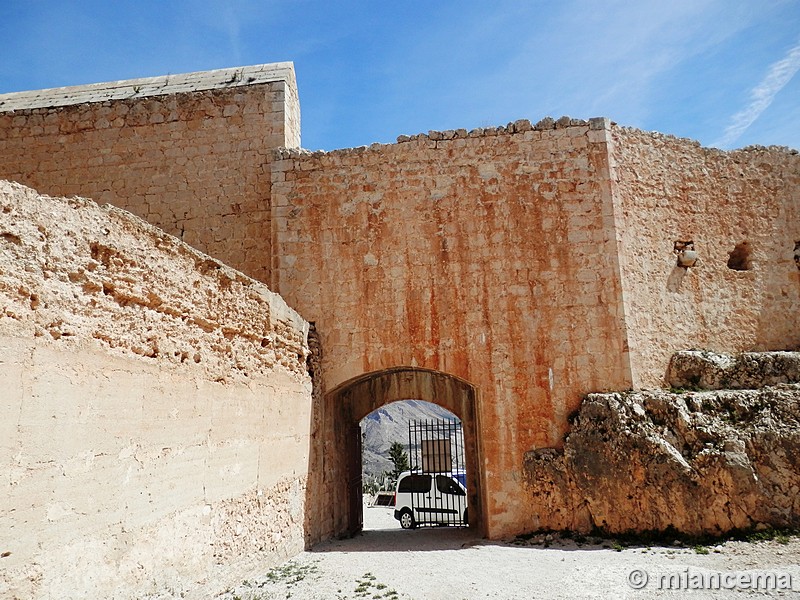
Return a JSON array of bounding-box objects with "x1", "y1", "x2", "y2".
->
[{"x1": 407, "y1": 418, "x2": 467, "y2": 527}]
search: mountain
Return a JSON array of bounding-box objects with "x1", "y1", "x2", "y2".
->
[{"x1": 360, "y1": 400, "x2": 462, "y2": 481}]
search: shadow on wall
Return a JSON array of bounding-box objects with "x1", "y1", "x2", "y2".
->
[
  {"x1": 666, "y1": 266, "x2": 688, "y2": 293},
  {"x1": 663, "y1": 234, "x2": 800, "y2": 368},
  {"x1": 755, "y1": 237, "x2": 800, "y2": 353}
]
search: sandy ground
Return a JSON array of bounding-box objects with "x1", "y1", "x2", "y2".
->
[{"x1": 216, "y1": 506, "x2": 800, "y2": 599}]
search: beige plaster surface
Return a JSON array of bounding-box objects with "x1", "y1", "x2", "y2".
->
[{"x1": 0, "y1": 181, "x2": 312, "y2": 599}]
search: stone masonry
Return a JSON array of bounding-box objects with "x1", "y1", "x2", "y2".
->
[
  {"x1": 0, "y1": 63, "x2": 300, "y2": 283},
  {"x1": 271, "y1": 117, "x2": 634, "y2": 537},
  {"x1": 0, "y1": 62, "x2": 799, "y2": 590}
]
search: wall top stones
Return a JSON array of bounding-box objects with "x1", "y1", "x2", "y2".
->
[
  {"x1": 614, "y1": 124, "x2": 800, "y2": 156},
  {"x1": 0, "y1": 61, "x2": 297, "y2": 113},
  {"x1": 273, "y1": 115, "x2": 611, "y2": 161}
]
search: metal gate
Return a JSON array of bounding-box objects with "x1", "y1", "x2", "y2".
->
[{"x1": 406, "y1": 418, "x2": 467, "y2": 527}]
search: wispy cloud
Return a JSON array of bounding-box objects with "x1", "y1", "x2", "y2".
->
[
  {"x1": 714, "y1": 39, "x2": 800, "y2": 148},
  {"x1": 222, "y1": 4, "x2": 243, "y2": 66}
]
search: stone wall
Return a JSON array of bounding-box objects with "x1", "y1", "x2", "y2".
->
[
  {"x1": 0, "y1": 63, "x2": 300, "y2": 284},
  {"x1": 3, "y1": 59, "x2": 799, "y2": 546},
  {"x1": 612, "y1": 127, "x2": 800, "y2": 388},
  {"x1": 0, "y1": 181, "x2": 311, "y2": 599},
  {"x1": 272, "y1": 118, "x2": 634, "y2": 538}
]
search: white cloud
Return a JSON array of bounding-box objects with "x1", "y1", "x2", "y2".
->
[
  {"x1": 221, "y1": 4, "x2": 243, "y2": 65},
  {"x1": 714, "y1": 39, "x2": 800, "y2": 148},
  {"x1": 381, "y1": 0, "x2": 756, "y2": 133}
]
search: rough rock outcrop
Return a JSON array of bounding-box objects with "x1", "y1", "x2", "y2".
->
[
  {"x1": 526, "y1": 380, "x2": 800, "y2": 536},
  {"x1": 668, "y1": 350, "x2": 800, "y2": 391}
]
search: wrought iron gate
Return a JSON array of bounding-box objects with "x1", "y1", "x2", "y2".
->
[{"x1": 406, "y1": 418, "x2": 467, "y2": 527}]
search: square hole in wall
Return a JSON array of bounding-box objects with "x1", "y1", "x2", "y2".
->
[{"x1": 727, "y1": 241, "x2": 752, "y2": 271}]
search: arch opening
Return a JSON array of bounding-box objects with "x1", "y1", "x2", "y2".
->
[
  {"x1": 304, "y1": 367, "x2": 485, "y2": 543},
  {"x1": 361, "y1": 399, "x2": 468, "y2": 531}
]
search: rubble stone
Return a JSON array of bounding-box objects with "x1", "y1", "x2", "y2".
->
[
  {"x1": 668, "y1": 350, "x2": 800, "y2": 390},
  {"x1": 526, "y1": 378, "x2": 800, "y2": 535}
]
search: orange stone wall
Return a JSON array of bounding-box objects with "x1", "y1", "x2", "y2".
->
[
  {"x1": 0, "y1": 75, "x2": 299, "y2": 283},
  {"x1": 612, "y1": 127, "x2": 800, "y2": 388},
  {"x1": 3, "y1": 66, "x2": 799, "y2": 541},
  {"x1": 271, "y1": 120, "x2": 634, "y2": 537}
]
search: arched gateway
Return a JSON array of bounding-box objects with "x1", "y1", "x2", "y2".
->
[{"x1": 304, "y1": 367, "x2": 485, "y2": 541}]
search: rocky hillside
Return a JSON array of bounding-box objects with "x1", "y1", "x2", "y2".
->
[
  {"x1": 360, "y1": 400, "x2": 458, "y2": 479},
  {"x1": 526, "y1": 351, "x2": 800, "y2": 536}
]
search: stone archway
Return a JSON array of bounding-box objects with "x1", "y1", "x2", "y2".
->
[{"x1": 304, "y1": 367, "x2": 485, "y2": 542}]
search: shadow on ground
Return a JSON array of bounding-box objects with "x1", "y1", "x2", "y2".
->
[{"x1": 313, "y1": 525, "x2": 479, "y2": 553}]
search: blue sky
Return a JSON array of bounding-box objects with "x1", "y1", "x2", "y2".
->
[{"x1": 1, "y1": 0, "x2": 799, "y2": 151}]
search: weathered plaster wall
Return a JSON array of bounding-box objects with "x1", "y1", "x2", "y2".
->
[
  {"x1": 272, "y1": 119, "x2": 634, "y2": 538},
  {"x1": 0, "y1": 63, "x2": 300, "y2": 284},
  {"x1": 612, "y1": 128, "x2": 800, "y2": 388},
  {"x1": 0, "y1": 181, "x2": 311, "y2": 599}
]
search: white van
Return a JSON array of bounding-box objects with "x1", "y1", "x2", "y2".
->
[{"x1": 393, "y1": 471, "x2": 468, "y2": 528}]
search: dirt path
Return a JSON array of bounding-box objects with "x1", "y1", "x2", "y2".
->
[{"x1": 216, "y1": 507, "x2": 800, "y2": 599}]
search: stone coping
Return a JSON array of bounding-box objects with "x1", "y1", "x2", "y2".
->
[
  {"x1": 274, "y1": 118, "x2": 800, "y2": 161},
  {"x1": 274, "y1": 116, "x2": 609, "y2": 160},
  {"x1": 0, "y1": 62, "x2": 296, "y2": 112}
]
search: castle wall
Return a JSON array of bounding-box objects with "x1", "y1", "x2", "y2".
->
[
  {"x1": 612, "y1": 127, "x2": 800, "y2": 388},
  {"x1": 0, "y1": 181, "x2": 311, "y2": 599},
  {"x1": 0, "y1": 64, "x2": 300, "y2": 284},
  {"x1": 271, "y1": 120, "x2": 634, "y2": 538},
  {"x1": 3, "y1": 62, "x2": 799, "y2": 549}
]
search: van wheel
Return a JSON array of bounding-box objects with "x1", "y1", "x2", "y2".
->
[{"x1": 399, "y1": 509, "x2": 416, "y2": 529}]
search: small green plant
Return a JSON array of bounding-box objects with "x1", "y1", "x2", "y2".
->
[
  {"x1": 263, "y1": 560, "x2": 319, "y2": 589},
  {"x1": 693, "y1": 545, "x2": 710, "y2": 555},
  {"x1": 745, "y1": 528, "x2": 796, "y2": 544},
  {"x1": 746, "y1": 529, "x2": 776, "y2": 543},
  {"x1": 355, "y1": 583, "x2": 369, "y2": 594},
  {"x1": 354, "y1": 573, "x2": 395, "y2": 599},
  {"x1": 611, "y1": 541, "x2": 624, "y2": 552}
]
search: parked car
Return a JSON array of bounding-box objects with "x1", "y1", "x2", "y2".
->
[{"x1": 393, "y1": 470, "x2": 468, "y2": 529}]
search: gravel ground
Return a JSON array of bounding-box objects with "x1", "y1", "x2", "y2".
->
[{"x1": 216, "y1": 506, "x2": 800, "y2": 599}]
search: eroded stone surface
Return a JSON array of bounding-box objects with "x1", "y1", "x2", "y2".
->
[
  {"x1": 0, "y1": 180, "x2": 306, "y2": 381},
  {"x1": 525, "y1": 381, "x2": 800, "y2": 535},
  {"x1": 0, "y1": 63, "x2": 798, "y2": 549},
  {"x1": 612, "y1": 127, "x2": 800, "y2": 389},
  {"x1": 668, "y1": 350, "x2": 800, "y2": 390},
  {"x1": 0, "y1": 62, "x2": 301, "y2": 283},
  {"x1": 0, "y1": 181, "x2": 312, "y2": 599},
  {"x1": 273, "y1": 121, "x2": 634, "y2": 539}
]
